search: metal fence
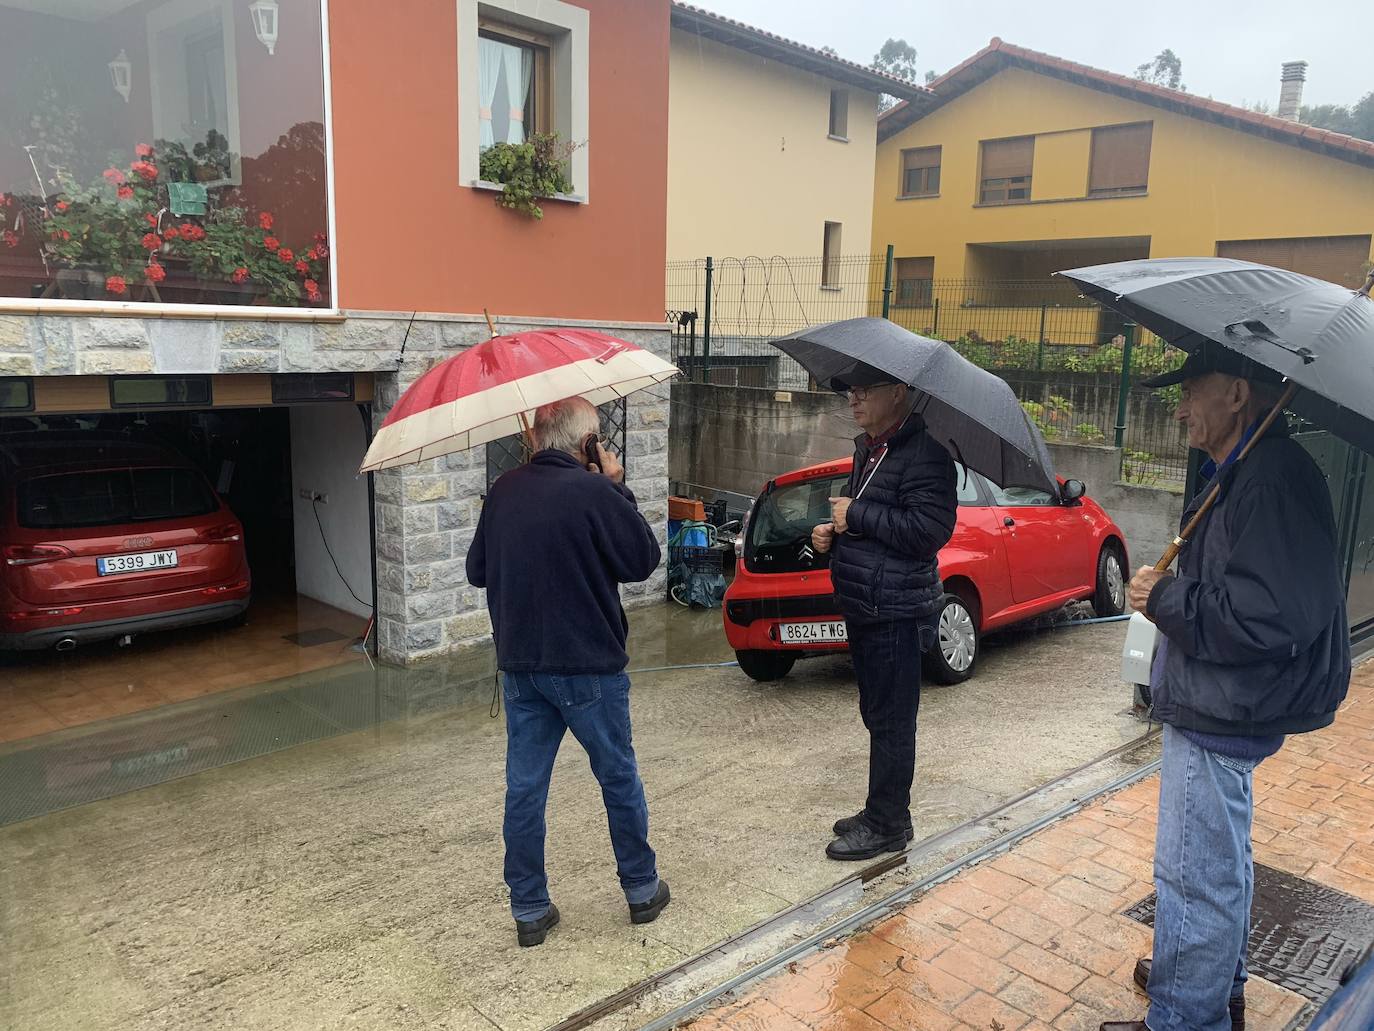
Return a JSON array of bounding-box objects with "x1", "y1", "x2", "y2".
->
[{"x1": 666, "y1": 251, "x2": 1189, "y2": 488}]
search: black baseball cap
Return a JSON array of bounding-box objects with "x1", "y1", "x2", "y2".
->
[
  {"x1": 828, "y1": 362, "x2": 902, "y2": 393},
  {"x1": 1140, "y1": 345, "x2": 1285, "y2": 389}
]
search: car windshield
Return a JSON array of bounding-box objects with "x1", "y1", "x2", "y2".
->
[{"x1": 18, "y1": 467, "x2": 218, "y2": 529}]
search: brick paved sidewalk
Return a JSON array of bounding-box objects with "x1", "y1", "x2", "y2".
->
[{"x1": 685, "y1": 668, "x2": 1374, "y2": 1031}]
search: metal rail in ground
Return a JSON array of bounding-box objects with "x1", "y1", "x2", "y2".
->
[{"x1": 546, "y1": 730, "x2": 1162, "y2": 1031}]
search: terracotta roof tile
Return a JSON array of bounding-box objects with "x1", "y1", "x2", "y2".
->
[
  {"x1": 879, "y1": 37, "x2": 1374, "y2": 165},
  {"x1": 670, "y1": 2, "x2": 931, "y2": 99}
]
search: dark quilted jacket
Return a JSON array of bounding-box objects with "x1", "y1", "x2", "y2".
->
[
  {"x1": 1146, "y1": 423, "x2": 1351, "y2": 737},
  {"x1": 830, "y1": 415, "x2": 958, "y2": 625}
]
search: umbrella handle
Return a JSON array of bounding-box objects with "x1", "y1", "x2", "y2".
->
[
  {"x1": 484, "y1": 308, "x2": 498, "y2": 338},
  {"x1": 1152, "y1": 381, "x2": 1298, "y2": 572}
]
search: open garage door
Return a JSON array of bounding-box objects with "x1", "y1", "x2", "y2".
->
[{"x1": 0, "y1": 373, "x2": 377, "y2": 745}]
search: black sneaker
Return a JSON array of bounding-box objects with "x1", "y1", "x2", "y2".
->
[
  {"x1": 629, "y1": 879, "x2": 671, "y2": 925},
  {"x1": 833, "y1": 810, "x2": 914, "y2": 842},
  {"x1": 515, "y1": 903, "x2": 560, "y2": 947},
  {"x1": 826, "y1": 823, "x2": 907, "y2": 861}
]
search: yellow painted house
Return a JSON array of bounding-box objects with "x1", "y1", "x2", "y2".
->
[
  {"x1": 668, "y1": 2, "x2": 925, "y2": 335},
  {"x1": 874, "y1": 39, "x2": 1374, "y2": 344}
]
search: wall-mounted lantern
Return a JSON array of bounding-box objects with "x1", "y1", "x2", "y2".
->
[
  {"x1": 109, "y1": 49, "x2": 132, "y2": 102},
  {"x1": 249, "y1": 0, "x2": 279, "y2": 56}
]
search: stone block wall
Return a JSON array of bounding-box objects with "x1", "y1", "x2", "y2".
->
[{"x1": 6, "y1": 308, "x2": 671, "y2": 666}]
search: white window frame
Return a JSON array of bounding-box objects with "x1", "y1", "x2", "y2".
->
[
  {"x1": 456, "y1": 0, "x2": 590, "y2": 203},
  {"x1": 0, "y1": 0, "x2": 338, "y2": 318},
  {"x1": 146, "y1": 0, "x2": 244, "y2": 189}
]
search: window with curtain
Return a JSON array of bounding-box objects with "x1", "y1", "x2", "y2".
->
[
  {"x1": 979, "y1": 136, "x2": 1034, "y2": 204},
  {"x1": 1088, "y1": 123, "x2": 1153, "y2": 197},
  {"x1": 894, "y1": 257, "x2": 934, "y2": 307},
  {"x1": 900, "y1": 146, "x2": 941, "y2": 197},
  {"x1": 477, "y1": 24, "x2": 550, "y2": 149}
]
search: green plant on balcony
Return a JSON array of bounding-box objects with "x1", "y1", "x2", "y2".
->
[
  {"x1": 479, "y1": 132, "x2": 578, "y2": 219},
  {"x1": 37, "y1": 143, "x2": 328, "y2": 305},
  {"x1": 1074, "y1": 422, "x2": 1106, "y2": 443}
]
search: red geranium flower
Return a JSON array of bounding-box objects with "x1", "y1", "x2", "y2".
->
[
  {"x1": 145, "y1": 213, "x2": 159, "y2": 227},
  {"x1": 2, "y1": 230, "x2": 17, "y2": 248},
  {"x1": 103, "y1": 167, "x2": 126, "y2": 185},
  {"x1": 164, "y1": 226, "x2": 181, "y2": 240},
  {"x1": 304, "y1": 279, "x2": 322, "y2": 302},
  {"x1": 50, "y1": 229, "x2": 71, "y2": 242},
  {"x1": 130, "y1": 161, "x2": 159, "y2": 181},
  {"x1": 313, "y1": 242, "x2": 329, "y2": 259},
  {"x1": 106, "y1": 275, "x2": 127, "y2": 295},
  {"x1": 259, "y1": 212, "x2": 275, "y2": 230},
  {"x1": 116, "y1": 185, "x2": 134, "y2": 200},
  {"x1": 295, "y1": 260, "x2": 309, "y2": 274},
  {"x1": 278, "y1": 248, "x2": 294, "y2": 264},
  {"x1": 186, "y1": 224, "x2": 206, "y2": 241},
  {"x1": 55, "y1": 200, "x2": 69, "y2": 212},
  {"x1": 142, "y1": 232, "x2": 162, "y2": 250},
  {"x1": 262, "y1": 236, "x2": 280, "y2": 252},
  {"x1": 314, "y1": 232, "x2": 328, "y2": 244},
  {"x1": 231, "y1": 266, "x2": 250, "y2": 284},
  {"x1": 135, "y1": 143, "x2": 154, "y2": 158},
  {"x1": 146, "y1": 261, "x2": 166, "y2": 283}
]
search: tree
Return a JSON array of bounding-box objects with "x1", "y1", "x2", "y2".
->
[
  {"x1": 1134, "y1": 49, "x2": 1184, "y2": 91},
  {"x1": 819, "y1": 45, "x2": 839, "y2": 57},
  {"x1": 1302, "y1": 92, "x2": 1374, "y2": 142},
  {"x1": 871, "y1": 37, "x2": 921, "y2": 111}
]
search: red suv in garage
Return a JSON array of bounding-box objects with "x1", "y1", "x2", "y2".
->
[
  {"x1": 724, "y1": 457, "x2": 1127, "y2": 684},
  {"x1": 0, "y1": 434, "x2": 250, "y2": 652}
]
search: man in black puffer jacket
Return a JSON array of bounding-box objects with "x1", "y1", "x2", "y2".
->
[{"x1": 812, "y1": 371, "x2": 957, "y2": 860}]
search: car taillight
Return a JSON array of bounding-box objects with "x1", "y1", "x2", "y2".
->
[
  {"x1": 202, "y1": 580, "x2": 249, "y2": 596},
  {"x1": 2, "y1": 606, "x2": 84, "y2": 624},
  {"x1": 3, "y1": 544, "x2": 73, "y2": 567},
  {"x1": 202, "y1": 523, "x2": 243, "y2": 543}
]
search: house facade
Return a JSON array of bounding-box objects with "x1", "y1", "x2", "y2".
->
[
  {"x1": 873, "y1": 39, "x2": 1374, "y2": 343},
  {"x1": 0, "y1": 0, "x2": 672, "y2": 667}
]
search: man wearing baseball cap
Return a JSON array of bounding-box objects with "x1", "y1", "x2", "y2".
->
[{"x1": 1100, "y1": 344, "x2": 1350, "y2": 1031}]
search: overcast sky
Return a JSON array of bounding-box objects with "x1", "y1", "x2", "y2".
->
[{"x1": 696, "y1": 0, "x2": 1370, "y2": 109}]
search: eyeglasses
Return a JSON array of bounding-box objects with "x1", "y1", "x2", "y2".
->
[{"x1": 845, "y1": 384, "x2": 899, "y2": 400}]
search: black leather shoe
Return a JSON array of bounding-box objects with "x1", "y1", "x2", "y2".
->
[
  {"x1": 1098, "y1": 1023, "x2": 1146, "y2": 1031},
  {"x1": 1133, "y1": 957, "x2": 1245, "y2": 1030},
  {"x1": 515, "y1": 903, "x2": 559, "y2": 947},
  {"x1": 826, "y1": 823, "x2": 906, "y2": 861},
  {"x1": 833, "y1": 810, "x2": 914, "y2": 842},
  {"x1": 629, "y1": 879, "x2": 671, "y2": 925}
]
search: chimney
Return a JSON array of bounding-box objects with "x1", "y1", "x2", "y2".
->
[{"x1": 1277, "y1": 61, "x2": 1308, "y2": 121}]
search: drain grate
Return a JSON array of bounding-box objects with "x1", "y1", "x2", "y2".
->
[
  {"x1": 1123, "y1": 863, "x2": 1374, "y2": 1006},
  {"x1": 283, "y1": 628, "x2": 350, "y2": 647}
]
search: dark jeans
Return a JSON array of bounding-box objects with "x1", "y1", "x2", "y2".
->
[
  {"x1": 848, "y1": 619, "x2": 922, "y2": 837},
  {"x1": 502, "y1": 671, "x2": 659, "y2": 922}
]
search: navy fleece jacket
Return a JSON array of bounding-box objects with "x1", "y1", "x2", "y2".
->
[{"x1": 465, "y1": 449, "x2": 661, "y2": 673}]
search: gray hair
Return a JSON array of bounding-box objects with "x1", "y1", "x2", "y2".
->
[{"x1": 532, "y1": 397, "x2": 599, "y2": 455}]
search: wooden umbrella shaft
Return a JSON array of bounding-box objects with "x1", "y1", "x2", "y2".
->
[{"x1": 1153, "y1": 381, "x2": 1299, "y2": 572}]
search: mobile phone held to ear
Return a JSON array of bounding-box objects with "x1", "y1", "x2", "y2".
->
[{"x1": 583, "y1": 433, "x2": 601, "y2": 471}]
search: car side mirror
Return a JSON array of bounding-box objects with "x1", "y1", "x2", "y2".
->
[{"x1": 1062, "y1": 479, "x2": 1086, "y2": 502}]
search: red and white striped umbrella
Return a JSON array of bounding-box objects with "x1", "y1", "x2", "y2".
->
[{"x1": 359, "y1": 328, "x2": 678, "y2": 473}]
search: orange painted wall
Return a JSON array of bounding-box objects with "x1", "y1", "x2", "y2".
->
[{"x1": 328, "y1": 0, "x2": 670, "y2": 323}]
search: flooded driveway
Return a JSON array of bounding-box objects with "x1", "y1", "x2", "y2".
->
[{"x1": 1, "y1": 604, "x2": 1146, "y2": 1031}]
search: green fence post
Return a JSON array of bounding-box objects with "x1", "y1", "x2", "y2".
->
[
  {"x1": 1037, "y1": 303, "x2": 1047, "y2": 370},
  {"x1": 881, "y1": 244, "x2": 894, "y2": 319},
  {"x1": 702, "y1": 256, "x2": 713, "y2": 382},
  {"x1": 1114, "y1": 321, "x2": 1136, "y2": 450},
  {"x1": 933, "y1": 296, "x2": 940, "y2": 337}
]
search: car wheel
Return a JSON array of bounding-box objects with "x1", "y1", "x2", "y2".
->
[
  {"x1": 735, "y1": 649, "x2": 797, "y2": 682},
  {"x1": 923, "y1": 593, "x2": 978, "y2": 685},
  {"x1": 1094, "y1": 544, "x2": 1127, "y2": 618}
]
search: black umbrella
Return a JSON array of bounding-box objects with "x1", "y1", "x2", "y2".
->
[
  {"x1": 1059, "y1": 257, "x2": 1374, "y2": 455},
  {"x1": 772, "y1": 317, "x2": 1060, "y2": 496}
]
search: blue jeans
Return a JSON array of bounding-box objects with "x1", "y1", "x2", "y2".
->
[
  {"x1": 502, "y1": 671, "x2": 659, "y2": 922},
  {"x1": 1148, "y1": 725, "x2": 1260, "y2": 1031}
]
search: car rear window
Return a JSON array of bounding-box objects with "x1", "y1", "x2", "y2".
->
[{"x1": 18, "y1": 468, "x2": 218, "y2": 529}]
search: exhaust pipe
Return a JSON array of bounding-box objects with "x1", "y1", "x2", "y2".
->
[{"x1": 55, "y1": 638, "x2": 76, "y2": 652}]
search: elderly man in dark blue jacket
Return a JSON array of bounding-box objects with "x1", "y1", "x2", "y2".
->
[
  {"x1": 1100, "y1": 348, "x2": 1351, "y2": 1031},
  {"x1": 466, "y1": 397, "x2": 669, "y2": 948},
  {"x1": 812, "y1": 370, "x2": 958, "y2": 861}
]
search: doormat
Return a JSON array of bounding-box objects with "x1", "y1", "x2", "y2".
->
[
  {"x1": 1122, "y1": 862, "x2": 1374, "y2": 1006},
  {"x1": 283, "y1": 628, "x2": 351, "y2": 648}
]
